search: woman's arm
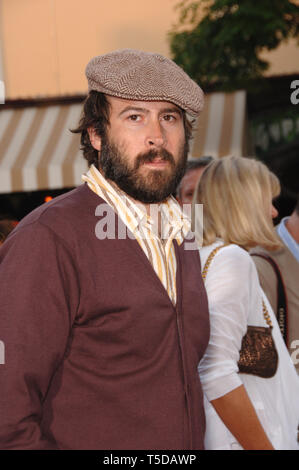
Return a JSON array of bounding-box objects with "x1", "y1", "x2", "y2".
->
[
  {"x1": 199, "y1": 245, "x2": 275, "y2": 449},
  {"x1": 211, "y1": 385, "x2": 274, "y2": 450}
]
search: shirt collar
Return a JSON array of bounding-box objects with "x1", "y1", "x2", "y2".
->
[
  {"x1": 277, "y1": 217, "x2": 299, "y2": 263},
  {"x1": 83, "y1": 164, "x2": 191, "y2": 242}
]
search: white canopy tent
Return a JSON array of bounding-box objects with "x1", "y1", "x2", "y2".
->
[{"x1": 0, "y1": 90, "x2": 249, "y2": 194}]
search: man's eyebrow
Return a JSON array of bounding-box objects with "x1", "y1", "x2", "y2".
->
[
  {"x1": 118, "y1": 106, "x2": 149, "y2": 117},
  {"x1": 118, "y1": 106, "x2": 183, "y2": 117},
  {"x1": 160, "y1": 107, "x2": 183, "y2": 116}
]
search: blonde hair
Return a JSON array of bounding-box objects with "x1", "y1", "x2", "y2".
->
[{"x1": 192, "y1": 156, "x2": 282, "y2": 251}]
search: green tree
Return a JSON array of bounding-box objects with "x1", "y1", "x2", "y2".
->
[{"x1": 169, "y1": 0, "x2": 299, "y2": 90}]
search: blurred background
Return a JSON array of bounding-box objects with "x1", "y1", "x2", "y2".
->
[{"x1": 0, "y1": 0, "x2": 298, "y2": 223}]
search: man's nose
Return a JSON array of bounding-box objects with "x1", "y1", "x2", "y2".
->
[{"x1": 146, "y1": 119, "x2": 165, "y2": 148}]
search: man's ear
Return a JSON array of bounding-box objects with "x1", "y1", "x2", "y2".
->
[{"x1": 88, "y1": 127, "x2": 102, "y2": 151}]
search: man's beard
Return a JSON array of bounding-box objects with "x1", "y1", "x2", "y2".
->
[{"x1": 98, "y1": 135, "x2": 188, "y2": 204}]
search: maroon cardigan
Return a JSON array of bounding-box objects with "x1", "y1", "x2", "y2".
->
[{"x1": 0, "y1": 184, "x2": 209, "y2": 450}]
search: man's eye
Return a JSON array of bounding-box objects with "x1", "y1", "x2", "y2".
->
[
  {"x1": 163, "y1": 114, "x2": 176, "y2": 122},
  {"x1": 128, "y1": 114, "x2": 141, "y2": 121}
]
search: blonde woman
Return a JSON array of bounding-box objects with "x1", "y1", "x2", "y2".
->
[{"x1": 193, "y1": 156, "x2": 299, "y2": 450}]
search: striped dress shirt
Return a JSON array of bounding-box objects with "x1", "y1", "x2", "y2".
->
[{"x1": 82, "y1": 164, "x2": 191, "y2": 305}]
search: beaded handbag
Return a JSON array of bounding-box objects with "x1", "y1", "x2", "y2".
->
[{"x1": 202, "y1": 245, "x2": 279, "y2": 378}]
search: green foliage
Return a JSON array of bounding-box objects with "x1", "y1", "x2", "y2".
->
[{"x1": 169, "y1": 0, "x2": 299, "y2": 90}]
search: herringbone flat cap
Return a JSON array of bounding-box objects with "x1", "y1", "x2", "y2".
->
[{"x1": 86, "y1": 49, "x2": 204, "y2": 116}]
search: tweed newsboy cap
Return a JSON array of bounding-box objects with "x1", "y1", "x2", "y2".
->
[{"x1": 85, "y1": 49, "x2": 204, "y2": 117}]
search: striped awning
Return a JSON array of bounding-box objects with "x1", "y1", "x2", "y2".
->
[
  {"x1": 189, "y1": 90, "x2": 247, "y2": 158},
  {"x1": 0, "y1": 91, "x2": 247, "y2": 194},
  {"x1": 0, "y1": 100, "x2": 88, "y2": 194}
]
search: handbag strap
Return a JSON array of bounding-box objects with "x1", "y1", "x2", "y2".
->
[
  {"x1": 202, "y1": 244, "x2": 227, "y2": 281},
  {"x1": 202, "y1": 244, "x2": 273, "y2": 328},
  {"x1": 251, "y1": 253, "x2": 288, "y2": 343}
]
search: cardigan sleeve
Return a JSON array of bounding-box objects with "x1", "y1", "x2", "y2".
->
[
  {"x1": 0, "y1": 221, "x2": 80, "y2": 449},
  {"x1": 198, "y1": 245, "x2": 258, "y2": 401}
]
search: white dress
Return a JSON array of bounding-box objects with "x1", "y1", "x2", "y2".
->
[{"x1": 198, "y1": 241, "x2": 299, "y2": 450}]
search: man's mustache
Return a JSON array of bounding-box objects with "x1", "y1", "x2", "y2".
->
[{"x1": 134, "y1": 149, "x2": 175, "y2": 169}]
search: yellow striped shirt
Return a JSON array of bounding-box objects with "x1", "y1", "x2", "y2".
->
[{"x1": 82, "y1": 164, "x2": 191, "y2": 305}]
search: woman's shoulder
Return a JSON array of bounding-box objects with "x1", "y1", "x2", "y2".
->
[
  {"x1": 200, "y1": 241, "x2": 252, "y2": 268},
  {"x1": 200, "y1": 241, "x2": 261, "y2": 295}
]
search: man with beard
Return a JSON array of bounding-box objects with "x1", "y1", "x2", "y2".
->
[{"x1": 0, "y1": 50, "x2": 209, "y2": 450}]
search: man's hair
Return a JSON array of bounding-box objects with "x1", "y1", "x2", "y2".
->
[
  {"x1": 295, "y1": 196, "x2": 299, "y2": 215},
  {"x1": 72, "y1": 91, "x2": 194, "y2": 167},
  {"x1": 0, "y1": 220, "x2": 17, "y2": 238},
  {"x1": 176, "y1": 156, "x2": 214, "y2": 198},
  {"x1": 192, "y1": 156, "x2": 282, "y2": 251},
  {"x1": 185, "y1": 156, "x2": 214, "y2": 173},
  {"x1": 71, "y1": 91, "x2": 111, "y2": 167}
]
